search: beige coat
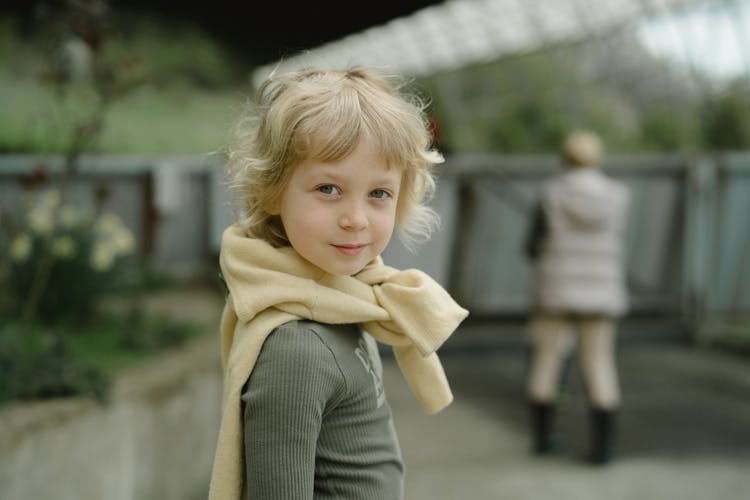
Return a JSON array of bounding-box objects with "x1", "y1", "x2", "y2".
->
[{"x1": 532, "y1": 168, "x2": 630, "y2": 316}]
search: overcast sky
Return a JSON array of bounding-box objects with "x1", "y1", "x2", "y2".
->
[{"x1": 638, "y1": 0, "x2": 749, "y2": 80}]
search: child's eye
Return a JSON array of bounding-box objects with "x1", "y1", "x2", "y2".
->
[
  {"x1": 370, "y1": 189, "x2": 391, "y2": 199},
  {"x1": 317, "y1": 185, "x2": 340, "y2": 196}
]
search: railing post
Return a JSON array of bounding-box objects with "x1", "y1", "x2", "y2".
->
[{"x1": 681, "y1": 156, "x2": 717, "y2": 344}]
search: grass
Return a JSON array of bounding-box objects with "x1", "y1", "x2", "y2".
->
[
  {"x1": 68, "y1": 329, "x2": 146, "y2": 374},
  {"x1": 0, "y1": 65, "x2": 249, "y2": 154},
  {"x1": 0, "y1": 298, "x2": 212, "y2": 404},
  {"x1": 0, "y1": 10, "x2": 254, "y2": 155},
  {"x1": 97, "y1": 84, "x2": 248, "y2": 154},
  {"x1": 66, "y1": 315, "x2": 206, "y2": 375}
]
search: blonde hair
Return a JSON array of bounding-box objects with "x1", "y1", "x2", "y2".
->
[
  {"x1": 225, "y1": 67, "x2": 443, "y2": 249},
  {"x1": 561, "y1": 130, "x2": 604, "y2": 168}
]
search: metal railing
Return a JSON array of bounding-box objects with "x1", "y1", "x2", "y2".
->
[{"x1": 2, "y1": 152, "x2": 748, "y2": 345}]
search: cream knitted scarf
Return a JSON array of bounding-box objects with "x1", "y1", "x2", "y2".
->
[{"x1": 208, "y1": 224, "x2": 468, "y2": 500}]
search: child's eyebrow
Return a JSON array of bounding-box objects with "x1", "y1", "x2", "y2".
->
[
  {"x1": 307, "y1": 165, "x2": 344, "y2": 181},
  {"x1": 372, "y1": 176, "x2": 400, "y2": 188},
  {"x1": 311, "y1": 170, "x2": 399, "y2": 187}
]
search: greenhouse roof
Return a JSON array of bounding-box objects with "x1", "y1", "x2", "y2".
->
[{"x1": 252, "y1": 0, "x2": 722, "y2": 86}]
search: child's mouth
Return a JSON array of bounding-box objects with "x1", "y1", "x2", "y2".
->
[{"x1": 333, "y1": 244, "x2": 367, "y2": 256}]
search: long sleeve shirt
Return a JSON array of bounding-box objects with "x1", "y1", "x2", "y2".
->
[{"x1": 241, "y1": 320, "x2": 404, "y2": 499}]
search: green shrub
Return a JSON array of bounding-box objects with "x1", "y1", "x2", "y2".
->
[
  {"x1": 1, "y1": 189, "x2": 136, "y2": 324},
  {"x1": 0, "y1": 324, "x2": 109, "y2": 403},
  {"x1": 0, "y1": 315, "x2": 198, "y2": 404},
  {"x1": 702, "y1": 81, "x2": 750, "y2": 150}
]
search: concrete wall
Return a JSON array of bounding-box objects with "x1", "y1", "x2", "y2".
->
[{"x1": 0, "y1": 335, "x2": 222, "y2": 500}]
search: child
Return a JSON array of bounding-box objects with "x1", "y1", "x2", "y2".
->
[
  {"x1": 208, "y1": 68, "x2": 468, "y2": 499},
  {"x1": 524, "y1": 130, "x2": 630, "y2": 464}
]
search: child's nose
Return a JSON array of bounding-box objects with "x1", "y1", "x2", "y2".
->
[{"x1": 339, "y1": 201, "x2": 368, "y2": 230}]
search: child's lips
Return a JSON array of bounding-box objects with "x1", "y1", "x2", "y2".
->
[{"x1": 332, "y1": 243, "x2": 367, "y2": 256}]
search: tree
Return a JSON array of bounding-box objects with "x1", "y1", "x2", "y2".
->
[{"x1": 702, "y1": 79, "x2": 750, "y2": 150}]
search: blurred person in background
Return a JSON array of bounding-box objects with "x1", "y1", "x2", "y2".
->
[{"x1": 524, "y1": 130, "x2": 630, "y2": 465}]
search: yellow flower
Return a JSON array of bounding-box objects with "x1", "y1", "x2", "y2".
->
[
  {"x1": 51, "y1": 236, "x2": 77, "y2": 259},
  {"x1": 39, "y1": 190, "x2": 61, "y2": 210},
  {"x1": 59, "y1": 206, "x2": 82, "y2": 229},
  {"x1": 90, "y1": 242, "x2": 115, "y2": 272},
  {"x1": 9, "y1": 233, "x2": 32, "y2": 262},
  {"x1": 113, "y1": 228, "x2": 135, "y2": 255},
  {"x1": 28, "y1": 208, "x2": 55, "y2": 235},
  {"x1": 95, "y1": 213, "x2": 122, "y2": 235}
]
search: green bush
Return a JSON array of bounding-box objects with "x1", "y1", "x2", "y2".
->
[
  {"x1": 702, "y1": 81, "x2": 750, "y2": 150},
  {"x1": 0, "y1": 188, "x2": 202, "y2": 405},
  {"x1": 0, "y1": 315, "x2": 199, "y2": 405},
  {"x1": 1, "y1": 189, "x2": 136, "y2": 323},
  {"x1": 0, "y1": 324, "x2": 109, "y2": 403},
  {"x1": 0, "y1": 5, "x2": 246, "y2": 154},
  {"x1": 0, "y1": 3, "x2": 216, "y2": 406}
]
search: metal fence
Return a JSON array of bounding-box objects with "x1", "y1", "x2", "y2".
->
[
  {"x1": 360, "y1": 153, "x2": 750, "y2": 347},
  {"x1": 0, "y1": 155, "x2": 218, "y2": 278},
  {"x1": 1, "y1": 152, "x2": 748, "y2": 345},
  {"x1": 432, "y1": 154, "x2": 688, "y2": 316},
  {"x1": 681, "y1": 154, "x2": 750, "y2": 345}
]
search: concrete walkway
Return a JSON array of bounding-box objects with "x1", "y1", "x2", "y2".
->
[{"x1": 381, "y1": 319, "x2": 750, "y2": 500}]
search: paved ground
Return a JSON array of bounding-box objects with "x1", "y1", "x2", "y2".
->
[
  {"x1": 381, "y1": 318, "x2": 750, "y2": 500},
  {"x1": 144, "y1": 288, "x2": 750, "y2": 500}
]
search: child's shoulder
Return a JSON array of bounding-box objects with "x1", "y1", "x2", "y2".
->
[{"x1": 267, "y1": 320, "x2": 362, "y2": 355}]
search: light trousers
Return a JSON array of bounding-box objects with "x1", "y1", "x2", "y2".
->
[{"x1": 526, "y1": 314, "x2": 621, "y2": 409}]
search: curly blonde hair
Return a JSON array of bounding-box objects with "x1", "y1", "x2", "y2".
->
[{"x1": 224, "y1": 67, "x2": 444, "y2": 250}]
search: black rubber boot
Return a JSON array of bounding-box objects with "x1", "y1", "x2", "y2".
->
[
  {"x1": 530, "y1": 402, "x2": 559, "y2": 455},
  {"x1": 589, "y1": 407, "x2": 616, "y2": 465}
]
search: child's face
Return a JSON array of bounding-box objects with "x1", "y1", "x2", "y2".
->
[{"x1": 270, "y1": 136, "x2": 401, "y2": 276}]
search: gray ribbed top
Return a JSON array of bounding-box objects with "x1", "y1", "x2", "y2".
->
[{"x1": 241, "y1": 320, "x2": 404, "y2": 499}]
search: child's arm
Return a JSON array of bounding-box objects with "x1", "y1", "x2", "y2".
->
[{"x1": 241, "y1": 323, "x2": 344, "y2": 498}]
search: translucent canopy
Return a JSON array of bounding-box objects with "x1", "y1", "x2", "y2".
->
[{"x1": 252, "y1": 0, "x2": 716, "y2": 86}]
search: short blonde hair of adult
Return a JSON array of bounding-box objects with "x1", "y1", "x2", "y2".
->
[
  {"x1": 225, "y1": 67, "x2": 444, "y2": 250},
  {"x1": 561, "y1": 130, "x2": 604, "y2": 167}
]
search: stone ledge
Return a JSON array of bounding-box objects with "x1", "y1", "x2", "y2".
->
[{"x1": 0, "y1": 297, "x2": 224, "y2": 500}]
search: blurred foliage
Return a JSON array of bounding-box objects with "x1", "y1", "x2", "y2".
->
[
  {"x1": 2, "y1": 2, "x2": 749, "y2": 155},
  {"x1": 641, "y1": 108, "x2": 699, "y2": 152},
  {"x1": 422, "y1": 36, "x2": 750, "y2": 154},
  {"x1": 0, "y1": 1, "x2": 149, "y2": 158},
  {"x1": 112, "y1": 12, "x2": 244, "y2": 88},
  {"x1": 0, "y1": 1, "x2": 214, "y2": 405},
  {"x1": 0, "y1": 1, "x2": 246, "y2": 154},
  {"x1": 0, "y1": 189, "x2": 136, "y2": 323},
  {"x1": 0, "y1": 323, "x2": 110, "y2": 404},
  {"x1": 0, "y1": 314, "x2": 201, "y2": 404},
  {"x1": 701, "y1": 80, "x2": 750, "y2": 151},
  {"x1": 0, "y1": 187, "x2": 200, "y2": 405},
  {"x1": 0, "y1": 323, "x2": 109, "y2": 403}
]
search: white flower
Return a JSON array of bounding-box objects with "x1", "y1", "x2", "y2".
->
[
  {"x1": 39, "y1": 190, "x2": 61, "y2": 210},
  {"x1": 28, "y1": 208, "x2": 55, "y2": 235},
  {"x1": 51, "y1": 236, "x2": 77, "y2": 259},
  {"x1": 90, "y1": 242, "x2": 116, "y2": 272},
  {"x1": 112, "y1": 228, "x2": 135, "y2": 255},
  {"x1": 9, "y1": 233, "x2": 32, "y2": 262},
  {"x1": 95, "y1": 213, "x2": 122, "y2": 235},
  {"x1": 59, "y1": 206, "x2": 82, "y2": 229}
]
